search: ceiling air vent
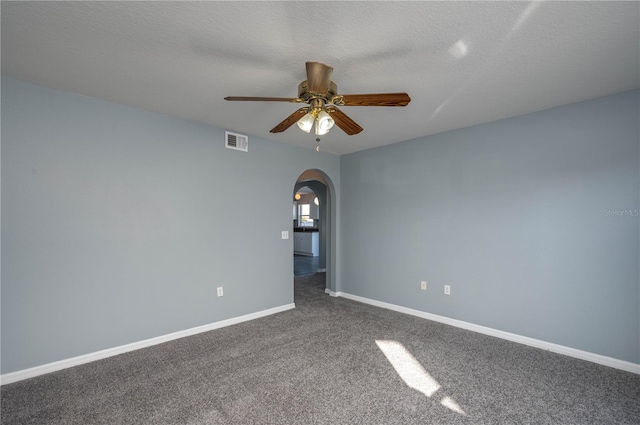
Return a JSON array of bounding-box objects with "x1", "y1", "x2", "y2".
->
[{"x1": 225, "y1": 131, "x2": 248, "y2": 152}]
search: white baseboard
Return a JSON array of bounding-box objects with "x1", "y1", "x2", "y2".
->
[
  {"x1": 1, "y1": 303, "x2": 296, "y2": 385},
  {"x1": 324, "y1": 288, "x2": 340, "y2": 297},
  {"x1": 337, "y1": 292, "x2": 640, "y2": 375}
]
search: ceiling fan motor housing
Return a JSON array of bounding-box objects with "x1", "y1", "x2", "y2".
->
[{"x1": 298, "y1": 80, "x2": 338, "y2": 103}]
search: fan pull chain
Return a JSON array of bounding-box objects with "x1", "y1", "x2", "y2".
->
[{"x1": 316, "y1": 138, "x2": 320, "y2": 152}]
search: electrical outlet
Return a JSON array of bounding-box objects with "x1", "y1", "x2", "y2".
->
[
  {"x1": 281, "y1": 231, "x2": 289, "y2": 239},
  {"x1": 217, "y1": 287, "x2": 224, "y2": 297},
  {"x1": 444, "y1": 285, "x2": 450, "y2": 295},
  {"x1": 421, "y1": 280, "x2": 427, "y2": 290}
]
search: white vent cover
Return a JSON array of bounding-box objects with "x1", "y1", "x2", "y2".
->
[{"x1": 225, "y1": 131, "x2": 248, "y2": 152}]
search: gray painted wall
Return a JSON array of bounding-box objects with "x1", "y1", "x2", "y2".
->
[
  {"x1": 1, "y1": 78, "x2": 341, "y2": 374},
  {"x1": 2, "y1": 77, "x2": 637, "y2": 374},
  {"x1": 340, "y1": 90, "x2": 639, "y2": 363}
]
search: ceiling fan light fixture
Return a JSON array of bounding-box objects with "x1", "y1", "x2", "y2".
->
[
  {"x1": 315, "y1": 123, "x2": 329, "y2": 136},
  {"x1": 297, "y1": 112, "x2": 315, "y2": 133},
  {"x1": 315, "y1": 110, "x2": 334, "y2": 135},
  {"x1": 226, "y1": 62, "x2": 409, "y2": 138}
]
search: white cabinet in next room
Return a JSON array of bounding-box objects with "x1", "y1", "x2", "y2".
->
[{"x1": 293, "y1": 231, "x2": 319, "y2": 257}]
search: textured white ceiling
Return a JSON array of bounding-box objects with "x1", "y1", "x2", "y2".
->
[{"x1": 2, "y1": 1, "x2": 638, "y2": 155}]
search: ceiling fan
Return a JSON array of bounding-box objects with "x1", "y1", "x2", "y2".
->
[{"x1": 225, "y1": 62, "x2": 411, "y2": 136}]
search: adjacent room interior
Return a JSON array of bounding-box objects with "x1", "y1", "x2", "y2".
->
[{"x1": 1, "y1": 1, "x2": 639, "y2": 423}]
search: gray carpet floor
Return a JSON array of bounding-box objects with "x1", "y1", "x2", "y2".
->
[{"x1": 2, "y1": 273, "x2": 639, "y2": 424}]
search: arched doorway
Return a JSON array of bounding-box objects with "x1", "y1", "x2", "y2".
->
[{"x1": 293, "y1": 169, "x2": 335, "y2": 293}]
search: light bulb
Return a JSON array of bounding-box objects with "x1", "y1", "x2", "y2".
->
[
  {"x1": 297, "y1": 112, "x2": 314, "y2": 133},
  {"x1": 315, "y1": 110, "x2": 334, "y2": 136}
]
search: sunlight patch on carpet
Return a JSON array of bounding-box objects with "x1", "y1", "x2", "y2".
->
[
  {"x1": 440, "y1": 396, "x2": 466, "y2": 415},
  {"x1": 375, "y1": 340, "x2": 467, "y2": 416}
]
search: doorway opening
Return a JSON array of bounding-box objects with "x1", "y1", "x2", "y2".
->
[
  {"x1": 292, "y1": 169, "x2": 335, "y2": 294},
  {"x1": 293, "y1": 185, "x2": 321, "y2": 276}
]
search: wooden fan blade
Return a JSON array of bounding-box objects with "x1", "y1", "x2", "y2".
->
[
  {"x1": 225, "y1": 96, "x2": 301, "y2": 102},
  {"x1": 306, "y1": 62, "x2": 333, "y2": 94},
  {"x1": 326, "y1": 107, "x2": 363, "y2": 135},
  {"x1": 340, "y1": 93, "x2": 411, "y2": 107},
  {"x1": 270, "y1": 107, "x2": 310, "y2": 133}
]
